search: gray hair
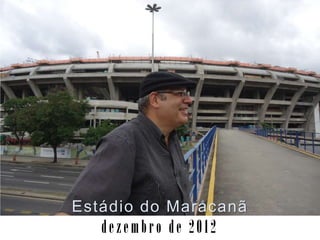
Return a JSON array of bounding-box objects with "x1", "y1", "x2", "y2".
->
[
  {"x1": 138, "y1": 95, "x2": 150, "y2": 113},
  {"x1": 137, "y1": 93, "x2": 167, "y2": 113}
]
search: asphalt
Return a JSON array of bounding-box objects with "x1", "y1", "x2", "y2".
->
[
  {"x1": 1, "y1": 155, "x2": 88, "y2": 200},
  {"x1": 0, "y1": 154, "x2": 89, "y2": 167},
  {"x1": 213, "y1": 129, "x2": 320, "y2": 215}
]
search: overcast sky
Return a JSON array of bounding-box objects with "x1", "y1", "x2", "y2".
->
[{"x1": 1, "y1": 0, "x2": 319, "y2": 73}]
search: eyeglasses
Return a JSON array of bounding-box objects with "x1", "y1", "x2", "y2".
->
[{"x1": 156, "y1": 90, "x2": 191, "y2": 98}]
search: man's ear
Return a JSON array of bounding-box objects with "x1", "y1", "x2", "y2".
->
[{"x1": 148, "y1": 92, "x2": 161, "y2": 109}]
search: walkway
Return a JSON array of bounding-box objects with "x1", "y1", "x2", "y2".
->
[{"x1": 213, "y1": 129, "x2": 320, "y2": 215}]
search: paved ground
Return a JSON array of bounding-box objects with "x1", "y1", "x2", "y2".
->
[
  {"x1": 214, "y1": 129, "x2": 320, "y2": 215},
  {"x1": 0, "y1": 155, "x2": 87, "y2": 201},
  {"x1": 0, "y1": 154, "x2": 88, "y2": 167}
]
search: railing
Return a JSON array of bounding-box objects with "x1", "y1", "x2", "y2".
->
[
  {"x1": 255, "y1": 128, "x2": 320, "y2": 156},
  {"x1": 184, "y1": 127, "x2": 217, "y2": 203}
]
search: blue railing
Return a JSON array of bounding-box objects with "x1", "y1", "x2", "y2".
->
[
  {"x1": 184, "y1": 127, "x2": 217, "y2": 203},
  {"x1": 255, "y1": 128, "x2": 320, "y2": 155}
]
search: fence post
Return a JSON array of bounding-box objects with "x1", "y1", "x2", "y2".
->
[
  {"x1": 192, "y1": 150, "x2": 198, "y2": 201},
  {"x1": 295, "y1": 131, "x2": 299, "y2": 148},
  {"x1": 312, "y1": 133, "x2": 315, "y2": 154}
]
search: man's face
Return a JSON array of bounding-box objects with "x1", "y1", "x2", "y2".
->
[{"x1": 156, "y1": 88, "x2": 193, "y2": 129}]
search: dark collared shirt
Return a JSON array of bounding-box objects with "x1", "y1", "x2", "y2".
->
[{"x1": 60, "y1": 113, "x2": 192, "y2": 215}]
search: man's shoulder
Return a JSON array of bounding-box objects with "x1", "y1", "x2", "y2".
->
[
  {"x1": 95, "y1": 119, "x2": 140, "y2": 152},
  {"x1": 107, "y1": 117, "x2": 141, "y2": 139}
]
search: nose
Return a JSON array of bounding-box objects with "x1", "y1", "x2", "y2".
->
[{"x1": 183, "y1": 95, "x2": 193, "y2": 105}]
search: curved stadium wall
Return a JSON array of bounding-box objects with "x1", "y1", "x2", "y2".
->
[{"x1": 1, "y1": 56, "x2": 320, "y2": 133}]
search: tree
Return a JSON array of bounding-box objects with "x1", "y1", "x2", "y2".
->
[
  {"x1": 30, "y1": 91, "x2": 89, "y2": 163},
  {"x1": 83, "y1": 120, "x2": 117, "y2": 146},
  {"x1": 176, "y1": 124, "x2": 190, "y2": 139},
  {"x1": 260, "y1": 122, "x2": 274, "y2": 130},
  {"x1": 3, "y1": 97, "x2": 38, "y2": 150}
]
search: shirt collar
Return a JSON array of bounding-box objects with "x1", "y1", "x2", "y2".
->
[{"x1": 137, "y1": 113, "x2": 176, "y2": 142}]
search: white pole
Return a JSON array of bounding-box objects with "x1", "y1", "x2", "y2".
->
[
  {"x1": 146, "y1": 4, "x2": 161, "y2": 72},
  {"x1": 151, "y1": 11, "x2": 155, "y2": 72}
]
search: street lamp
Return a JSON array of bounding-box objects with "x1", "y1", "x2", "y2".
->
[{"x1": 145, "y1": 3, "x2": 161, "y2": 72}]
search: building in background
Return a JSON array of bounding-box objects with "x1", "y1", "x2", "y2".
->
[{"x1": 1, "y1": 56, "x2": 320, "y2": 133}]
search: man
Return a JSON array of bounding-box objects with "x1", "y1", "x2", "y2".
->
[{"x1": 58, "y1": 71, "x2": 196, "y2": 215}]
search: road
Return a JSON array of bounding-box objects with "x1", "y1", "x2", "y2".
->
[
  {"x1": 1, "y1": 161, "x2": 82, "y2": 193},
  {"x1": 1, "y1": 161, "x2": 83, "y2": 215},
  {"x1": 1, "y1": 195, "x2": 62, "y2": 215}
]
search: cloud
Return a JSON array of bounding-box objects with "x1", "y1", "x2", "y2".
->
[
  {"x1": 0, "y1": 0, "x2": 103, "y2": 65},
  {"x1": 157, "y1": 0, "x2": 320, "y2": 71},
  {"x1": 1, "y1": 0, "x2": 319, "y2": 73}
]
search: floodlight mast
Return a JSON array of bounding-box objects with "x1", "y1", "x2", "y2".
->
[{"x1": 145, "y1": 4, "x2": 161, "y2": 72}]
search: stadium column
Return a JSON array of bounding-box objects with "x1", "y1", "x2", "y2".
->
[
  {"x1": 26, "y1": 67, "x2": 43, "y2": 98},
  {"x1": 282, "y1": 85, "x2": 306, "y2": 129},
  {"x1": 302, "y1": 92, "x2": 320, "y2": 131},
  {"x1": 107, "y1": 63, "x2": 117, "y2": 100},
  {"x1": 226, "y1": 68, "x2": 245, "y2": 129},
  {"x1": 191, "y1": 65, "x2": 204, "y2": 133},
  {"x1": 258, "y1": 71, "x2": 279, "y2": 126},
  {"x1": 1, "y1": 82, "x2": 16, "y2": 99},
  {"x1": 63, "y1": 65, "x2": 76, "y2": 98},
  {"x1": 153, "y1": 63, "x2": 159, "y2": 72}
]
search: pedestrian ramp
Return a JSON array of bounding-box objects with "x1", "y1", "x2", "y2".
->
[{"x1": 204, "y1": 129, "x2": 320, "y2": 215}]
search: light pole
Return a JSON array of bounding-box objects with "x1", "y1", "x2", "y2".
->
[{"x1": 145, "y1": 3, "x2": 161, "y2": 72}]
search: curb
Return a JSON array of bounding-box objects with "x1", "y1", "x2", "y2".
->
[
  {"x1": 1, "y1": 188, "x2": 66, "y2": 201},
  {"x1": 0, "y1": 157, "x2": 88, "y2": 168},
  {"x1": 206, "y1": 132, "x2": 218, "y2": 216}
]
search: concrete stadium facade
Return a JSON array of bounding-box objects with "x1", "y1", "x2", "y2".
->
[{"x1": 1, "y1": 56, "x2": 320, "y2": 133}]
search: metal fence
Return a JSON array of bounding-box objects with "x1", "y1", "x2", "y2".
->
[
  {"x1": 184, "y1": 127, "x2": 217, "y2": 203},
  {"x1": 255, "y1": 128, "x2": 320, "y2": 155}
]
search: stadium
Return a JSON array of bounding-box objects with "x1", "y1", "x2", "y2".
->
[{"x1": 1, "y1": 56, "x2": 320, "y2": 133}]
